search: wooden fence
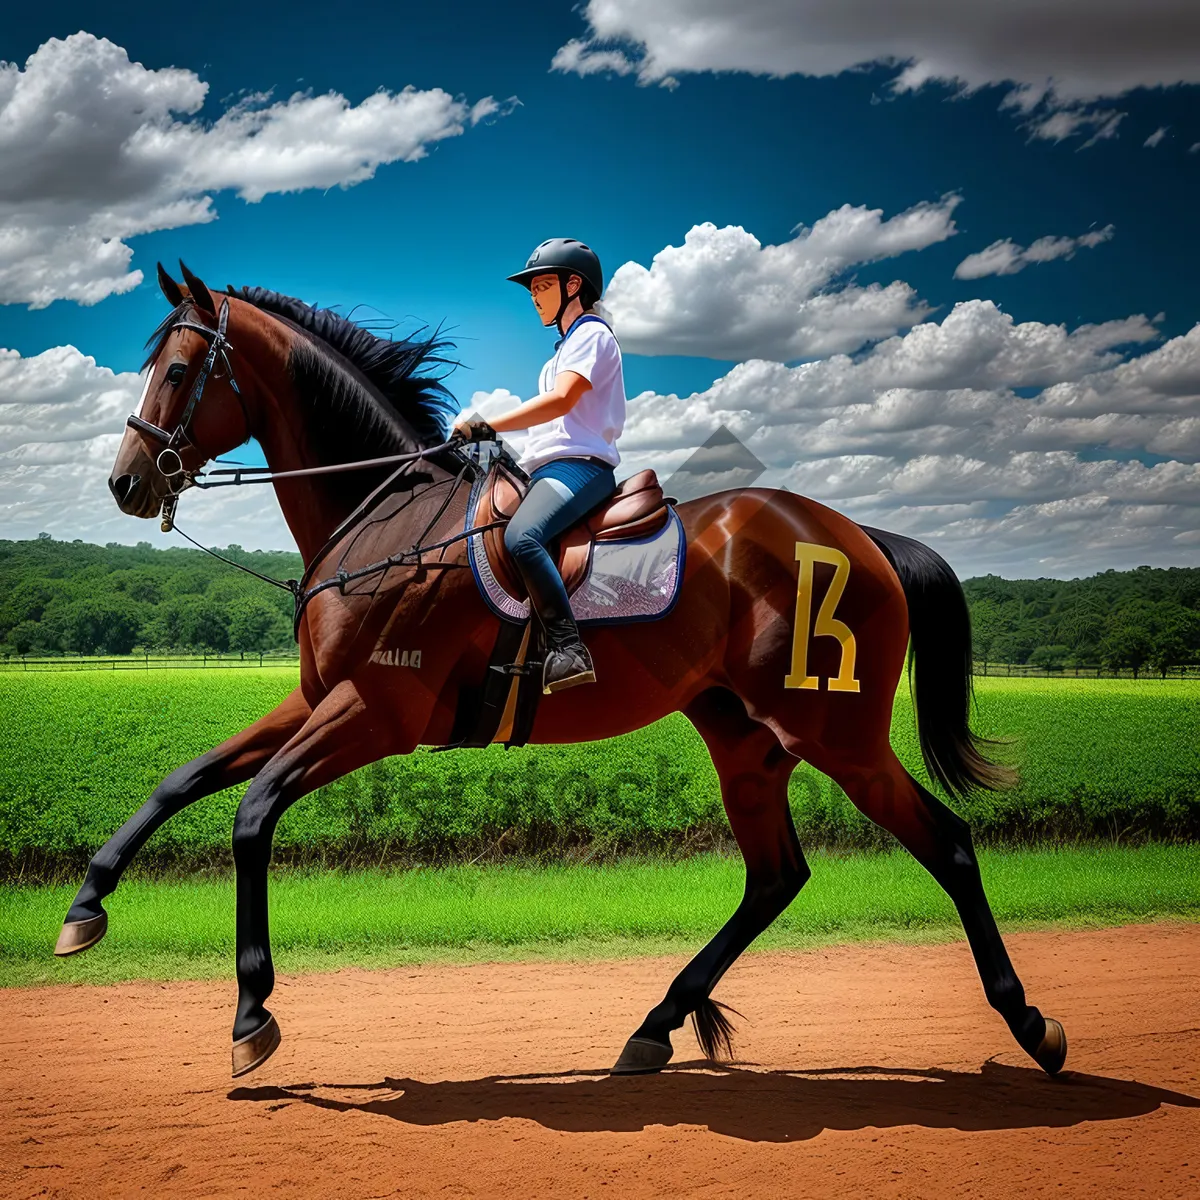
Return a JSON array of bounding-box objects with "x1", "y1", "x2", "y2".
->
[{"x1": 0, "y1": 652, "x2": 300, "y2": 672}]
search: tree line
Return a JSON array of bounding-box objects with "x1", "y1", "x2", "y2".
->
[
  {"x1": 0, "y1": 536, "x2": 299, "y2": 657},
  {"x1": 963, "y1": 567, "x2": 1200, "y2": 678},
  {"x1": 1, "y1": 536, "x2": 1198, "y2": 674}
]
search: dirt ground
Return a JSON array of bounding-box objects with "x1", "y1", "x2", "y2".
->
[{"x1": 2, "y1": 923, "x2": 1198, "y2": 1200}]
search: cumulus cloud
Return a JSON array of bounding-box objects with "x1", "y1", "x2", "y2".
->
[
  {"x1": 553, "y1": 0, "x2": 1200, "y2": 142},
  {"x1": 0, "y1": 345, "x2": 293, "y2": 547},
  {"x1": 609, "y1": 300, "x2": 1198, "y2": 574},
  {"x1": 6, "y1": 303, "x2": 1198, "y2": 573},
  {"x1": 604, "y1": 196, "x2": 961, "y2": 360},
  {"x1": 0, "y1": 32, "x2": 517, "y2": 308},
  {"x1": 0, "y1": 346, "x2": 137, "y2": 454},
  {"x1": 6, "y1": 300, "x2": 1196, "y2": 574},
  {"x1": 1144, "y1": 125, "x2": 1169, "y2": 147},
  {"x1": 953, "y1": 224, "x2": 1114, "y2": 279}
]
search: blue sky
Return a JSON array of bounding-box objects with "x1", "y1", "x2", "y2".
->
[{"x1": 3, "y1": 2, "x2": 1199, "y2": 574}]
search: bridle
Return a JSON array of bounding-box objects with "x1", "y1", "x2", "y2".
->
[{"x1": 126, "y1": 298, "x2": 251, "y2": 528}]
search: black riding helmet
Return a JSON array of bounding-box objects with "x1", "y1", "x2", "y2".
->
[{"x1": 507, "y1": 238, "x2": 604, "y2": 332}]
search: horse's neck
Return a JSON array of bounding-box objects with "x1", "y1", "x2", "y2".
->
[
  {"x1": 239, "y1": 341, "x2": 385, "y2": 565},
  {"x1": 240, "y1": 318, "x2": 448, "y2": 569}
]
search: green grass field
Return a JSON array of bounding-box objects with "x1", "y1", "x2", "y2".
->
[
  {"x1": 2, "y1": 844, "x2": 1196, "y2": 988},
  {"x1": 1, "y1": 673, "x2": 1198, "y2": 873}
]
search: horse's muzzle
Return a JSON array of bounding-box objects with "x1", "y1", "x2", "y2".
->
[{"x1": 109, "y1": 472, "x2": 141, "y2": 506}]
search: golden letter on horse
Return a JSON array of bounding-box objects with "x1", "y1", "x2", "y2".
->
[{"x1": 784, "y1": 541, "x2": 861, "y2": 693}]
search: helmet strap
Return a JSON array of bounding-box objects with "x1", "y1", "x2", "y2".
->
[{"x1": 553, "y1": 271, "x2": 579, "y2": 334}]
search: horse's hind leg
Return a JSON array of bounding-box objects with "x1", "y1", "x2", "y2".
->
[
  {"x1": 810, "y1": 745, "x2": 1067, "y2": 1075},
  {"x1": 55, "y1": 687, "x2": 312, "y2": 956},
  {"x1": 613, "y1": 686, "x2": 808, "y2": 1074}
]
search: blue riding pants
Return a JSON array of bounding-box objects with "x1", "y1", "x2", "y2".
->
[{"x1": 503, "y1": 456, "x2": 617, "y2": 625}]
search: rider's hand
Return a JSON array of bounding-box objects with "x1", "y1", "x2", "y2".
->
[{"x1": 451, "y1": 416, "x2": 497, "y2": 443}]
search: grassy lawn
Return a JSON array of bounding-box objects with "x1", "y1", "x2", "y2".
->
[
  {"x1": 2, "y1": 844, "x2": 1197, "y2": 988},
  {"x1": 3, "y1": 674, "x2": 1198, "y2": 871}
]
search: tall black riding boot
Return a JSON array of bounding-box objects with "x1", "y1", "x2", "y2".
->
[
  {"x1": 538, "y1": 604, "x2": 596, "y2": 694},
  {"x1": 509, "y1": 535, "x2": 597, "y2": 694}
]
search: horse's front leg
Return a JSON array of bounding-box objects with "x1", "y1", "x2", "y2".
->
[
  {"x1": 228, "y1": 679, "x2": 399, "y2": 1077},
  {"x1": 56, "y1": 687, "x2": 313, "y2": 956}
]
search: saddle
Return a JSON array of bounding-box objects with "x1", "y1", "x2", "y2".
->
[
  {"x1": 475, "y1": 459, "x2": 672, "y2": 601},
  {"x1": 432, "y1": 450, "x2": 678, "y2": 754}
]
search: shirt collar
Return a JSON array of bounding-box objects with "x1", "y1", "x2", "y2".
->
[{"x1": 553, "y1": 312, "x2": 591, "y2": 350}]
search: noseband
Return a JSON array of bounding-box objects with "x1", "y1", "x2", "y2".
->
[{"x1": 126, "y1": 298, "x2": 249, "y2": 484}]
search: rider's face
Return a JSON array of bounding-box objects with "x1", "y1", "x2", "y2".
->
[{"x1": 529, "y1": 272, "x2": 579, "y2": 326}]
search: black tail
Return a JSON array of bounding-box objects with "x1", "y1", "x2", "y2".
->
[{"x1": 861, "y1": 525, "x2": 1015, "y2": 799}]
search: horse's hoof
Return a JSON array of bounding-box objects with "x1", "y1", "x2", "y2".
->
[
  {"x1": 231, "y1": 1014, "x2": 282, "y2": 1078},
  {"x1": 610, "y1": 1036, "x2": 673, "y2": 1075},
  {"x1": 54, "y1": 912, "x2": 108, "y2": 957},
  {"x1": 1033, "y1": 1017, "x2": 1068, "y2": 1076}
]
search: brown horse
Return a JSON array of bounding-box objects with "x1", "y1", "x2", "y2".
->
[{"x1": 58, "y1": 262, "x2": 1067, "y2": 1081}]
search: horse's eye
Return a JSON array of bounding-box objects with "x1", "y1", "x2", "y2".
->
[{"x1": 166, "y1": 362, "x2": 187, "y2": 386}]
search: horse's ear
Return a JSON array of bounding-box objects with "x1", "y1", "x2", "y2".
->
[
  {"x1": 178, "y1": 260, "x2": 216, "y2": 315},
  {"x1": 157, "y1": 262, "x2": 184, "y2": 307}
]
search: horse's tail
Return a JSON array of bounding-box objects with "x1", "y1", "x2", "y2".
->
[{"x1": 860, "y1": 525, "x2": 1015, "y2": 799}]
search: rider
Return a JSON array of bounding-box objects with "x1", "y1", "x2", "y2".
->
[{"x1": 452, "y1": 238, "x2": 626, "y2": 695}]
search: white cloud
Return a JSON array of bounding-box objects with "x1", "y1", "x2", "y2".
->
[
  {"x1": 0, "y1": 346, "x2": 135, "y2": 453},
  {"x1": 604, "y1": 196, "x2": 961, "y2": 360},
  {"x1": 549, "y1": 39, "x2": 637, "y2": 79},
  {"x1": 5, "y1": 303, "x2": 1196, "y2": 575},
  {"x1": 1144, "y1": 125, "x2": 1169, "y2": 147},
  {"x1": 0, "y1": 32, "x2": 516, "y2": 308},
  {"x1": 553, "y1": 0, "x2": 1200, "y2": 142},
  {"x1": 611, "y1": 302, "x2": 1198, "y2": 575},
  {"x1": 1036, "y1": 321, "x2": 1200, "y2": 415},
  {"x1": 623, "y1": 303, "x2": 1168, "y2": 448},
  {"x1": 954, "y1": 224, "x2": 1114, "y2": 279},
  {"x1": 6, "y1": 313, "x2": 1199, "y2": 575},
  {"x1": 0, "y1": 345, "x2": 293, "y2": 547},
  {"x1": 818, "y1": 300, "x2": 1154, "y2": 392},
  {"x1": 1024, "y1": 107, "x2": 1124, "y2": 146}
]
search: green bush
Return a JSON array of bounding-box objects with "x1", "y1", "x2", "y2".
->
[{"x1": 0, "y1": 672, "x2": 1197, "y2": 877}]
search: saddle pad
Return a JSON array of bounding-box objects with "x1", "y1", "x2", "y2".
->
[{"x1": 466, "y1": 470, "x2": 687, "y2": 625}]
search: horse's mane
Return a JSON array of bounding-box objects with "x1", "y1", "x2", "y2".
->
[
  {"x1": 142, "y1": 286, "x2": 463, "y2": 462},
  {"x1": 230, "y1": 286, "x2": 462, "y2": 456}
]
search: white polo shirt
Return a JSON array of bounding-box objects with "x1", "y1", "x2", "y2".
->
[{"x1": 518, "y1": 314, "x2": 626, "y2": 473}]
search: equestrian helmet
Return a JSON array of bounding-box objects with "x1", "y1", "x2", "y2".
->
[{"x1": 507, "y1": 238, "x2": 603, "y2": 299}]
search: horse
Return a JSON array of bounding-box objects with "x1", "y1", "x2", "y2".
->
[{"x1": 57, "y1": 261, "x2": 1067, "y2": 1081}]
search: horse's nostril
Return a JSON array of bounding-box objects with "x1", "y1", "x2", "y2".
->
[{"x1": 110, "y1": 473, "x2": 140, "y2": 504}]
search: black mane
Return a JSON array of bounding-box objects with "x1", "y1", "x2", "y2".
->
[{"x1": 229, "y1": 286, "x2": 462, "y2": 457}]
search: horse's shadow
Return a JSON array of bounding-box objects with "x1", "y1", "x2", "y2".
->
[{"x1": 229, "y1": 1059, "x2": 1200, "y2": 1143}]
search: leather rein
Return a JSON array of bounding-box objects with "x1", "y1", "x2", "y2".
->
[{"x1": 126, "y1": 300, "x2": 510, "y2": 634}]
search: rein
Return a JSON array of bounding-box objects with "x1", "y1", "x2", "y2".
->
[
  {"x1": 126, "y1": 301, "x2": 513, "y2": 631},
  {"x1": 163, "y1": 440, "x2": 509, "y2": 631}
]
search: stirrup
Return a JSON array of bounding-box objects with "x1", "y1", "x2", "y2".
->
[
  {"x1": 542, "y1": 641, "x2": 596, "y2": 694},
  {"x1": 489, "y1": 659, "x2": 543, "y2": 677}
]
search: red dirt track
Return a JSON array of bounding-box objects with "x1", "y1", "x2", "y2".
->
[{"x1": 2, "y1": 923, "x2": 1198, "y2": 1199}]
